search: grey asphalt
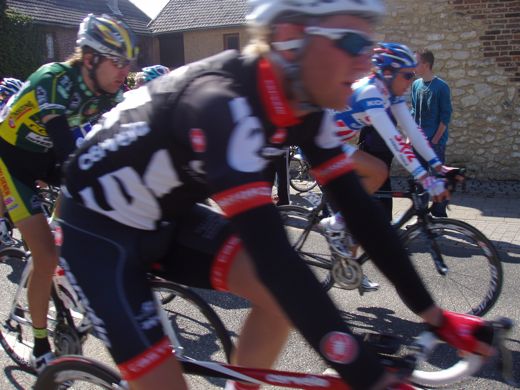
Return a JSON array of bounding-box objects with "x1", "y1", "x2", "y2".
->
[{"x1": 0, "y1": 189, "x2": 519, "y2": 389}]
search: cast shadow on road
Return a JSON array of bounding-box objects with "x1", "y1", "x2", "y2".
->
[
  {"x1": 194, "y1": 288, "x2": 250, "y2": 310},
  {"x1": 3, "y1": 365, "x2": 33, "y2": 389},
  {"x1": 339, "y1": 306, "x2": 519, "y2": 387}
]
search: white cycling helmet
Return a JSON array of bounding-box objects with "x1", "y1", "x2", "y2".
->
[{"x1": 246, "y1": 0, "x2": 385, "y2": 27}]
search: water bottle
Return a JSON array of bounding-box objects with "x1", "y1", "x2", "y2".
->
[{"x1": 53, "y1": 266, "x2": 79, "y2": 310}]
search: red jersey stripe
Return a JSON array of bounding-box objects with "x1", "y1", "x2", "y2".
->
[
  {"x1": 213, "y1": 182, "x2": 272, "y2": 218},
  {"x1": 311, "y1": 155, "x2": 355, "y2": 186}
]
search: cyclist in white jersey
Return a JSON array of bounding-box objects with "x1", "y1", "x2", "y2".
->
[{"x1": 320, "y1": 43, "x2": 449, "y2": 235}]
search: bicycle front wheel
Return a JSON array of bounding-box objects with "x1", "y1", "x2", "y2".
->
[
  {"x1": 277, "y1": 205, "x2": 334, "y2": 290},
  {"x1": 151, "y1": 280, "x2": 234, "y2": 363},
  {"x1": 34, "y1": 355, "x2": 123, "y2": 389},
  {"x1": 400, "y1": 218, "x2": 503, "y2": 316}
]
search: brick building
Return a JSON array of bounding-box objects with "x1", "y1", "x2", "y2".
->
[
  {"x1": 4, "y1": 0, "x2": 154, "y2": 69},
  {"x1": 4, "y1": 0, "x2": 519, "y2": 179}
]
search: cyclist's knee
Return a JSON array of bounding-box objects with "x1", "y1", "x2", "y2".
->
[{"x1": 124, "y1": 355, "x2": 187, "y2": 390}]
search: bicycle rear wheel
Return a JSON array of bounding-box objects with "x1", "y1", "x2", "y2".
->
[
  {"x1": 399, "y1": 218, "x2": 503, "y2": 316},
  {"x1": 277, "y1": 205, "x2": 334, "y2": 290},
  {"x1": 151, "y1": 280, "x2": 234, "y2": 363},
  {"x1": 288, "y1": 157, "x2": 317, "y2": 192},
  {"x1": 34, "y1": 355, "x2": 124, "y2": 389}
]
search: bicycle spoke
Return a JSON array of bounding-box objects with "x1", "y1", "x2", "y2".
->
[{"x1": 403, "y1": 219, "x2": 502, "y2": 316}]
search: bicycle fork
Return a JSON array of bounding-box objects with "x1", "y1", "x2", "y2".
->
[{"x1": 422, "y1": 225, "x2": 449, "y2": 275}]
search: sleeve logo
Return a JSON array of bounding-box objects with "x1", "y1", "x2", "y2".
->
[{"x1": 189, "y1": 128, "x2": 207, "y2": 153}]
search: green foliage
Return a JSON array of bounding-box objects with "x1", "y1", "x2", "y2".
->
[{"x1": 0, "y1": 7, "x2": 44, "y2": 80}]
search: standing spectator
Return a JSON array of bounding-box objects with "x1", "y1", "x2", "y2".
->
[{"x1": 411, "y1": 49, "x2": 452, "y2": 217}]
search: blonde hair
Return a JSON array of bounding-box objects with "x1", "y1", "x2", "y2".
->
[
  {"x1": 65, "y1": 46, "x2": 96, "y2": 66},
  {"x1": 242, "y1": 25, "x2": 272, "y2": 56}
]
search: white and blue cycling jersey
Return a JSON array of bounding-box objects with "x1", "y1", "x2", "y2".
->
[{"x1": 334, "y1": 75, "x2": 442, "y2": 179}]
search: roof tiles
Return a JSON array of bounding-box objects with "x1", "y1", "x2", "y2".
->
[
  {"x1": 150, "y1": 0, "x2": 247, "y2": 34},
  {"x1": 6, "y1": 0, "x2": 152, "y2": 35}
]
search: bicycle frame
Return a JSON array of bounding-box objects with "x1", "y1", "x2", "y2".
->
[{"x1": 38, "y1": 318, "x2": 513, "y2": 390}]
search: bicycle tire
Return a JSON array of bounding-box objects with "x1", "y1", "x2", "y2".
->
[
  {"x1": 277, "y1": 205, "x2": 334, "y2": 290},
  {"x1": 288, "y1": 157, "x2": 317, "y2": 193},
  {"x1": 0, "y1": 250, "x2": 34, "y2": 371},
  {"x1": 34, "y1": 355, "x2": 123, "y2": 389},
  {"x1": 151, "y1": 280, "x2": 234, "y2": 363},
  {"x1": 0, "y1": 246, "x2": 27, "y2": 261},
  {"x1": 0, "y1": 255, "x2": 85, "y2": 373},
  {"x1": 359, "y1": 218, "x2": 502, "y2": 317}
]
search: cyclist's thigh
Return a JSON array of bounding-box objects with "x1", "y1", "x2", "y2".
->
[
  {"x1": 350, "y1": 149, "x2": 388, "y2": 175},
  {"x1": 157, "y1": 203, "x2": 239, "y2": 292},
  {"x1": 0, "y1": 156, "x2": 43, "y2": 224},
  {"x1": 58, "y1": 198, "x2": 171, "y2": 379}
]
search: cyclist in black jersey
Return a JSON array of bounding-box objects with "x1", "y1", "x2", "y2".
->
[
  {"x1": 58, "y1": 1, "x2": 494, "y2": 389},
  {"x1": 0, "y1": 14, "x2": 138, "y2": 373}
]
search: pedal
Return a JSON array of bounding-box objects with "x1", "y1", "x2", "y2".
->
[{"x1": 362, "y1": 333, "x2": 400, "y2": 355}]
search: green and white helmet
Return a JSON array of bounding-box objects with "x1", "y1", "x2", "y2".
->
[
  {"x1": 246, "y1": 0, "x2": 385, "y2": 26},
  {"x1": 76, "y1": 13, "x2": 139, "y2": 61}
]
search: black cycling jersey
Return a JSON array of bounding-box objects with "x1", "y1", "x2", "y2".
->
[{"x1": 62, "y1": 50, "x2": 434, "y2": 389}]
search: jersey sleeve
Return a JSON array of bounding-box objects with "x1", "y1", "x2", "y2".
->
[
  {"x1": 33, "y1": 68, "x2": 72, "y2": 119},
  {"x1": 180, "y1": 81, "x2": 389, "y2": 389},
  {"x1": 357, "y1": 87, "x2": 428, "y2": 179},
  {"x1": 391, "y1": 102, "x2": 441, "y2": 168}
]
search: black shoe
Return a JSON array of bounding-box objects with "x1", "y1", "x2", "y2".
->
[{"x1": 430, "y1": 209, "x2": 448, "y2": 218}]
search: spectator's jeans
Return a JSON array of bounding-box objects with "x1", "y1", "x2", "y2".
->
[
  {"x1": 431, "y1": 143, "x2": 446, "y2": 164},
  {"x1": 416, "y1": 142, "x2": 448, "y2": 217}
]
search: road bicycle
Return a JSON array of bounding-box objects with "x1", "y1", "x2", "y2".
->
[
  {"x1": 33, "y1": 307, "x2": 515, "y2": 389},
  {"x1": 0, "y1": 255, "x2": 234, "y2": 373},
  {"x1": 288, "y1": 146, "x2": 318, "y2": 193},
  {"x1": 278, "y1": 170, "x2": 503, "y2": 317}
]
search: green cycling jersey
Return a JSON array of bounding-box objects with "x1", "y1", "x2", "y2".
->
[{"x1": 0, "y1": 62, "x2": 123, "y2": 153}]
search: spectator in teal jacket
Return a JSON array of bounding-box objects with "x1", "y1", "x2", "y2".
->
[{"x1": 411, "y1": 48, "x2": 452, "y2": 217}]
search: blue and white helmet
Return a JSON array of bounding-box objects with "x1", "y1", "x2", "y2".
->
[
  {"x1": 372, "y1": 42, "x2": 417, "y2": 71},
  {"x1": 0, "y1": 78, "x2": 23, "y2": 97},
  {"x1": 246, "y1": 0, "x2": 385, "y2": 26},
  {"x1": 142, "y1": 65, "x2": 170, "y2": 83}
]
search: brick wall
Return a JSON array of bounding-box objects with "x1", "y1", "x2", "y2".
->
[
  {"x1": 452, "y1": 0, "x2": 520, "y2": 86},
  {"x1": 381, "y1": 0, "x2": 520, "y2": 180}
]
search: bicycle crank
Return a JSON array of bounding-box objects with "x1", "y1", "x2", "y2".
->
[{"x1": 331, "y1": 253, "x2": 363, "y2": 290}]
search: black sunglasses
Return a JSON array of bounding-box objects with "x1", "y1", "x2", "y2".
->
[{"x1": 305, "y1": 27, "x2": 374, "y2": 57}]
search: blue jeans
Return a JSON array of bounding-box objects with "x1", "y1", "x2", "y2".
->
[{"x1": 415, "y1": 142, "x2": 448, "y2": 217}]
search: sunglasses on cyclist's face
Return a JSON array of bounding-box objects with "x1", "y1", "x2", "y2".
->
[
  {"x1": 399, "y1": 71, "x2": 416, "y2": 81},
  {"x1": 304, "y1": 27, "x2": 374, "y2": 57},
  {"x1": 103, "y1": 55, "x2": 132, "y2": 69}
]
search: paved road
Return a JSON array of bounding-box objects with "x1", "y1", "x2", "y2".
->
[{"x1": 0, "y1": 191, "x2": 519, "y2": 389}]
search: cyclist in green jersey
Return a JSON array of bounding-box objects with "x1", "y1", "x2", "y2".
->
[{"x1": 0, "y1": 13, "x2": 138, "y2": 372}]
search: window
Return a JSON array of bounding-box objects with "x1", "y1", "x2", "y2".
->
[
  {"x1": 223, "y1": 33, "x2": 240, "y2": 50},
  {"x1": 46, "y1": 33, "x2": 55, "y2": 59}
]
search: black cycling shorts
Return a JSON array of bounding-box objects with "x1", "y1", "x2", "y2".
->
[{"x1": 58, "y1": 197, "x2": 241, "y2": 380}]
